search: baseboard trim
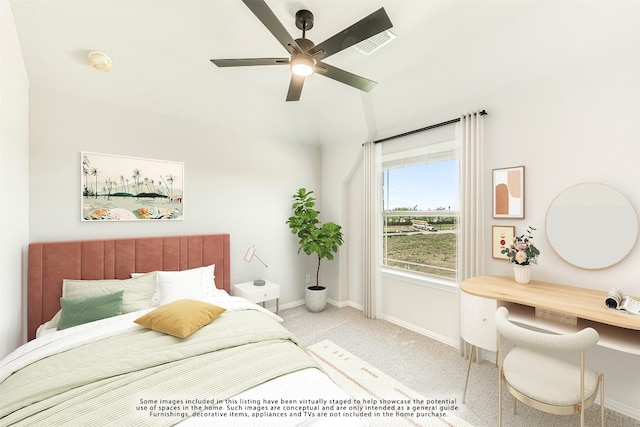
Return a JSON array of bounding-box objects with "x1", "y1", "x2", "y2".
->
[
  {"x1": 603, "y1": 397, "x2": 640, "y2": 421},
  {"x1": 275, "y1": 299, "x2": 354, "y2": 312},
  {"x1": 331, "y1": 299, "x2": 362, "y2": 310},
  {"x1": 273, "y1": 299, "x2": 358, "y2": 313},
  {"x1": 379, "y1": 313, "x2": 459, "y2": 348},
  {"x1": 333, "y1": 301, "x2": 458, "y2": 348},
  {"x1": 278, "y1": 299, "x2": 304, "y2": 311}
]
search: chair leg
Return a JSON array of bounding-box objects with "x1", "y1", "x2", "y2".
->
[
  {"x1": 497, "y1": 334, "x2": 502, "y2": 427},
  {"x1": 600, "y1": 374, "x2": 605, "y2": 427},
  {"x1": 498, "y1": 367, "x2": 502, "y2": 427},
  {"x1": 462, "y1": 344, "x2": 475, "y2": 404},
  {"x1": 580, "y1": 351, "x2": 585, "y2": 427}
]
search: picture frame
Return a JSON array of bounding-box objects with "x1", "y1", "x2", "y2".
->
[
  {"x1": 492, "y1": 225, "x2": 515, "y2": 259},
  {"x1": 81, "y1": 151, "x2": 184, "y2": 221},
  {"x1": 492, "y1": 166, "x2": 524, "y2": 219}
]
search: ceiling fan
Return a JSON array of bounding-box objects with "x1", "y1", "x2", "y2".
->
[{"x1": 210, "y1": 0, "x2": 393, "y2": 101}]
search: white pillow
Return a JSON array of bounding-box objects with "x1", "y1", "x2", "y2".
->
[
  {"x1": 157, "y1": 268, "x2": 205, "y2": 305},
  {"x1": 132, "y1": 264, "x2": 216, "y2": 305},
  {"x1": 201, "y1": 264, "x2": 217, "y2": 296}
]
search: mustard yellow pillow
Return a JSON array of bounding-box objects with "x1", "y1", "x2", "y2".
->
[{"x1": 134, "y1": 299, "x2": 226, "y2": 338}]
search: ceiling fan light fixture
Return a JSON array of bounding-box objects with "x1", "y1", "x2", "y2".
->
[
  {"x1": 209, "y1": 3, "x2": 393, "y2": 101},
  {"x1": 290, "y1": 55, "x2": 315, "y2": 77}
]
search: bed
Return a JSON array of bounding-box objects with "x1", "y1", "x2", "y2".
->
[{"x1": 1, "y1": 234, "x2": 366, "y2": 426}]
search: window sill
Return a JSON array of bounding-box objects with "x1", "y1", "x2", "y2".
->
[{"x1": 381, "y1": 267, "x2": 458, "y2": 293}]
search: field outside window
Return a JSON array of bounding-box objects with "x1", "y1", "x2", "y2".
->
[{"x1": 382, "y1": 158, "x2": 458, "y2": 280}]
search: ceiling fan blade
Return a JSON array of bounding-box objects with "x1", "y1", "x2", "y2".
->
[
  {"x1": 242, "y1": 0, "x2": 301, "y2": 55},
  {"x1": 286, "y1": 74, "x2": 305, "y2": 102},
  {"x1": 210, "y1": 58, "x2": 289, "y2": 67},
  {"x1": 316, "y1": 62, "x2": 377, "y2": 92},
  {"x1": 308, "y1": 8, "x2": 392, "y2": 60}
]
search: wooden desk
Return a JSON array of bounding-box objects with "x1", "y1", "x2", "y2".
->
[{"x1": 461, "y1": 276, "x2": 640, "y2": 355}]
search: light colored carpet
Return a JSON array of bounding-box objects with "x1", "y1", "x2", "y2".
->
[
  {"x1": 283, "y1": 304, "x2": 640, "y2": 427},
  {"x1": 308, "y1": 339, "x2": 473, "y2": 427}
]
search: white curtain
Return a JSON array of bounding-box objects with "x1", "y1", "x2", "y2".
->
[
  {"x1": 457, "y1": 112, "x2": 485, "y2": 281},
  {"x1": 362, "y1": 141, "x2": 381, "y2": 318}
]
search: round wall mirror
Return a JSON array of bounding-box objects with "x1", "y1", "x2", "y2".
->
[{"x1": 546, "y1": 183, "x2": 638, "y2": 269}]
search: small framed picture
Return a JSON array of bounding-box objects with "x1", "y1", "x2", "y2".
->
[
  {"x1": 493, "y1": 166, "x2": 525, "y2": 219},
  {"x1": 492, "y1": 225, "x2": 515, "y2": 259}
]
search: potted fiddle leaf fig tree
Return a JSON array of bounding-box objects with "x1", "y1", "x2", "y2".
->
[{"x1": 286, "y1": 187, "x2": 344, "y2": 312}]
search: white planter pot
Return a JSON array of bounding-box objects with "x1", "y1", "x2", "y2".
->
[
  {"x1": 305, "y1": 286, "x2": 327, "y2": 312},
  {"x1": 513, "y1": 264, "x2": 531, "y2": 284}
]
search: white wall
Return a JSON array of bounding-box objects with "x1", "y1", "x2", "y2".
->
[
  {"x1": 483, "y1": 60, "x2": 640, "y2": 292},
  {"x1": 320, "y1": 144, "x2": 363, "y2": 303},
  {"x1": 0, "y1": 0, "x2": 30, "y2": 358},
  {"x1": 479, "y1": 55, "x2": 640, "y2": 419},
  {"x1": 28, "y1": 86, "x2": 320, "y2": 318},
  {"x1": 325, "y1": 1, "x2": 640, "y2": 418},
  {"x1": 328, "y1": 0, "x2": 640, "y2": 328}
]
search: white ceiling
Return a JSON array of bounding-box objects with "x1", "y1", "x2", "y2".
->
[{"x1": 9, "y1": 1, "x2": 637, "y2": 145}]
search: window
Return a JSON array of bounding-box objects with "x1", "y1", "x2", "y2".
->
[{"x1": 382, "y1": 141, "x2": 458, "y2": 280}]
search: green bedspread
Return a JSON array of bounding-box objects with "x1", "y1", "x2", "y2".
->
[{"x1": 0, "y1": 310, "x2": 319, "y2": 426}]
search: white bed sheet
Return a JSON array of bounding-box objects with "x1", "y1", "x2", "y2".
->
[
  {"x1": 2, "y1": 294, "x2": 367, "y2": 427},
  {"x1": 3, "y1": 293, "x2": 281, "y2": 381},
  {"x1": 181, "y1": 369, "x2": 368, "y2": 427}
]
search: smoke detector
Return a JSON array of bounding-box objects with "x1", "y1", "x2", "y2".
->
[{"x1": 88, "y1": 51, "x2": 112, "y2": 72}]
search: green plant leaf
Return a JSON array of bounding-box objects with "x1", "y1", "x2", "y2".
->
[{"x1": 286, "y1": 188, "x2": 344, "y2": 286}]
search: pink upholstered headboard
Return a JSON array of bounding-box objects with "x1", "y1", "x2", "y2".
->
[{"x1": 27, "y1": 234, "x2": 230, "y2": 340}]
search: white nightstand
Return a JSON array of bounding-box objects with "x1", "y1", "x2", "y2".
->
[{"x1": 232, "y1": 281, "x2": 280, "y2": 314}]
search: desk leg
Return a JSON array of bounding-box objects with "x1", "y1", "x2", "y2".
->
[{"x1": 462, "y1": 344, "x2": 475, "y2": 404}]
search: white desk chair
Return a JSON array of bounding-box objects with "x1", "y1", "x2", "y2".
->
[{"x1": 495, "y1": 307, "x2": 604, "y2": 427}]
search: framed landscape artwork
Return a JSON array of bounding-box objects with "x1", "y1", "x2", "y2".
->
[
  {"x1": 81, "y1": 152, "x2": 184, "y2": 221},
  {"x1": 492, "y1": 225, "x2": 515, "y2": 259},
  {"x1": 492, "y1": 166, "x2": 524, "y2": 219}
]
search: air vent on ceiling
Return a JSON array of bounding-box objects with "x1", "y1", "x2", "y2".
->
[{"x1": 353, "y1": 30, "x2": 396, "y2": 55}]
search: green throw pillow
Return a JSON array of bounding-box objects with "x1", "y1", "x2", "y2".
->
[
  {"x1": 58, "y1": 291, "x2": 124, "y2": 330},
  {"x1": 62, "y1": 272, "x2": 157, "y2": 313}
]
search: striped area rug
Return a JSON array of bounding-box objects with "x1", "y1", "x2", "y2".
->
[{"x1": 307, "y1": 340, "x2": 473, "y2": 427}]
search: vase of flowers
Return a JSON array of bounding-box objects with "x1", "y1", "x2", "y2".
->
[
  {"x1": 513, "y1": 264, "x2": 531, "y2": 284},
  {"x1": 501, "y1": 226, "x2": 540, "y2": 284}
]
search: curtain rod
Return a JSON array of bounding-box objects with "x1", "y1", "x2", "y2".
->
[{"x1": 373, "y1": 110, "x2": 487, "y2": 144}]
